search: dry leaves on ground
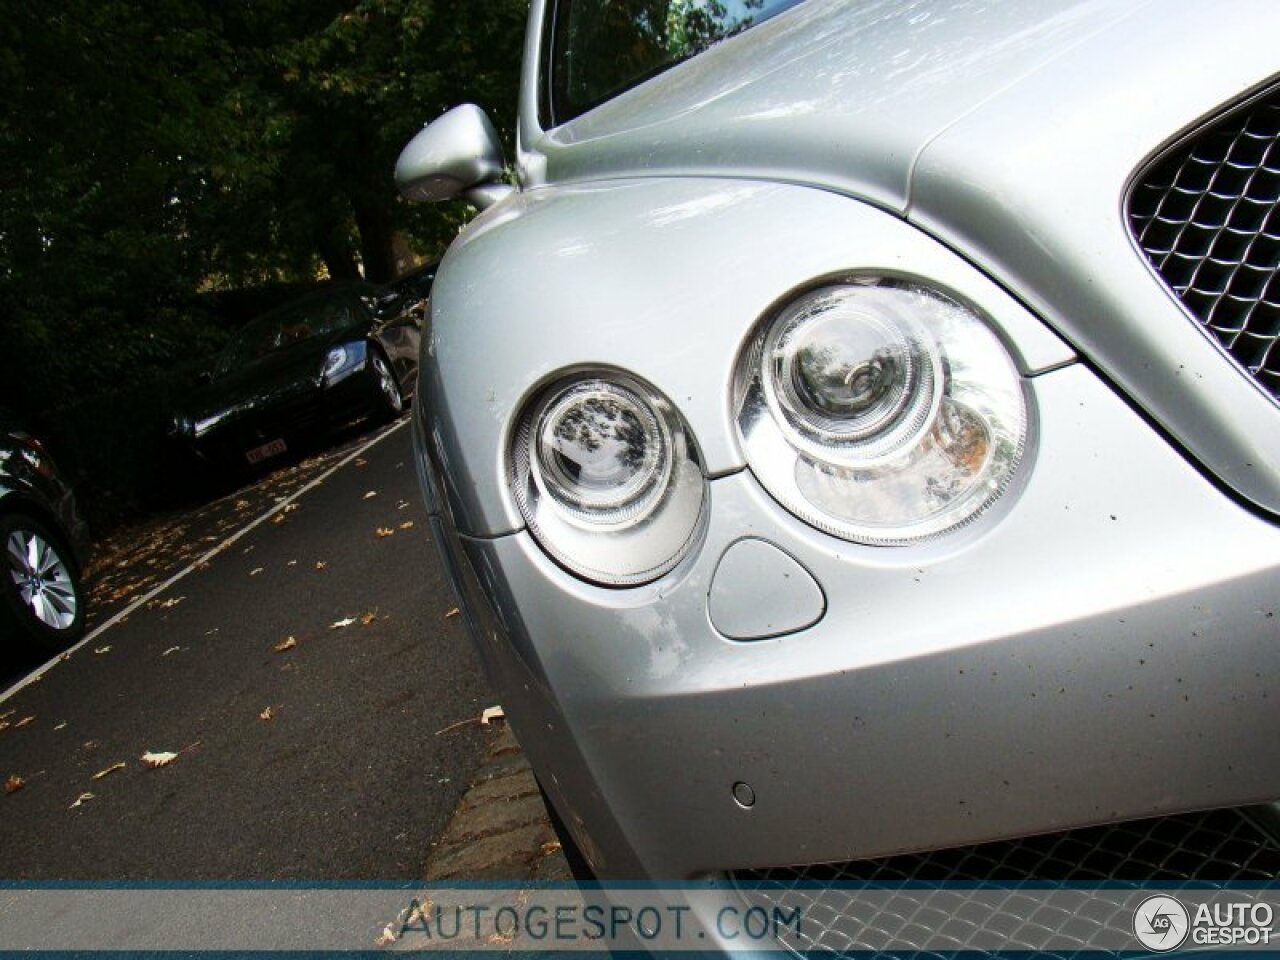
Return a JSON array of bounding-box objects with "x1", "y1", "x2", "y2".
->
[
  {"x1": 330, "y1": 617, "x2": 357, "y2": 629},
  {"x1": 91, "y1": 762, "x2": 126, "y2": 781},
  {"x1": 5, "y1": 775, "x2": 25, "y2": 794},
  {"x1": 69, "y1": 792, "x2": 94, "y2": 809},
  {"x1": 375, "y1": 527, "x2": 395, "y2": 538},
  {"x1": 140, "y1": 751, "x2": 178, "y2": 769},
  {"x1": 273, "y1": 636, "x2": 298, "y2": 653}
]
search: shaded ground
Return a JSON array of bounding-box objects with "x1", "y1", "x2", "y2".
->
[{"x1": 0, "y1": 419, "x2": 498, "y2": 880}]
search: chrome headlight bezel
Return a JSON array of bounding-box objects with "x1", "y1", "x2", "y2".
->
[
  {"x1": 735, "y1": 276, "x2": 1030, "y2": 546},
  {"x1": 510, "y1": 370, "x2": 707, "y2": 587}
]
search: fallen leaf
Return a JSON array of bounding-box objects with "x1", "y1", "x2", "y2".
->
[
  {"x1": 91, "y1": 762, "x2": 126, "y2": 780},
  {"x1": 481, "y1": 706, "x2": 505, "y2": 726},
  {"x1": 286, "y1": 560, "x2": 297, "y2": 566},
  {"x1": 273, "y1": 636, "x2": 298, "y2": 653},
  {"x1": 399, "y1": 521, "x2": 414, "y2": 530},
  {"x1": 259, "y1": 706, "x2": 274, "y2": 722},
  {"x1": 359, "y1": 610, "x2": 377, "y2": 625},
  {"x1": 205, "y1": 627, "x2": 219, "y2": 636},
  {"x1": 234, "y1": 499, "x2": 251, "y2": 510},
  {"x1": 249, "y1": 567, "x2": 264, "y2": 576},
  {"x1": 69, "y1": 792, "x2": 94, "y2": 809},
  {"x1": 93, "y1": 646, "x2": 111, "y2": 655},
  {"x1": 161, "y1": 646, "x2": 181, "y2": 657},
  {"x1": 356, "y1": 458, "x2": 368, "y2": 467},
  {"x1": 396, "y1": 500, "x2": 410, "y2": 510},
  {"x1": 363, "y1": 490, "x2": 377, "y2": 500},
  {"x1": 375, "y1": 527, "x2": 395, "y2": 538},
  {"x1": 283, "y1": 502, "x2": 300, "y2": 514},
  {"x1": 540, "y1": 840, "x2": 562, "y2": 857},
  {"x1": 5, "y1": 775, "x2": 25, "y2": 794},
  {"x1": 444, "y1": 608, "x2": 460, "y2": 619},
  {"x1": 314, "y1": 561, "x2": 327, "y2": 571},
  {"x1": 53, "y1": 722, "x2": 67, "y2": 731},
  {"x1": 13, "y1": 716, "x2": 35, "y2": 729},
  {"x1": 242, "y1": 545, "x2": 255, "y2": 555},
  {"x1": 270, "y1": 513, "x2": 287, "y2": 526},
  {"x1": 140, "y1": 751, "x2": 178, "y2": 769},
  {"x1": 330, "y1": 617, "x2": 357, "y2": 629}
]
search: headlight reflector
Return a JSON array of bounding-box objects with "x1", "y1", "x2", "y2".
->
[
  {"x1": 512, "y1": 374, "x2": 705, "y2": 586},
  {"x1": 737, "y1": 279, "x2": 1028, "y2": 544}
]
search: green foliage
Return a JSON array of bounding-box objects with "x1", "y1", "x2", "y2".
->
[{"x1": 0, "y1": 0, "x2": 528, "y2": 529}]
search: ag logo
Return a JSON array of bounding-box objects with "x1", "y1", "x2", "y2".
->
[{"x1": 1133, "y1": 895, "x2": 1190, "y2": 952}]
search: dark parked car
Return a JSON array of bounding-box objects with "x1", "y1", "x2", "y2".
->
[
  {"x1": 171, "y1": 282, "x2": 423, "y2": 471},
  {"x1": 0, "y1": 412, "x2": 90, "y2": 654},
  {"x1": 372, "y1": 260, "x2": 438, "y2": 323}
]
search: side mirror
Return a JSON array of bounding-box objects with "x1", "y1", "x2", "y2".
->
[{"x1": 395, "y1": 104, "x2": 514, "y2": 210}]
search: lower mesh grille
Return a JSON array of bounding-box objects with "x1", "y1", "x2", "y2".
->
[{"x1": 733, "y1": 808, "x2": 1279, "y2": 957}]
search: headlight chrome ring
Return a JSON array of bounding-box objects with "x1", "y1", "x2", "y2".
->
[{"x1": 511, "y1": 372, "x2": 706, "y2": 586}]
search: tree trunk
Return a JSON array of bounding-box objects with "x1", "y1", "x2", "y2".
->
[
  {"x1": 316, "y1": 225, "x2": 361, "y2": 281},
  {"x1": 352, "y1": 195, "x2": 397, "y2": 284}
]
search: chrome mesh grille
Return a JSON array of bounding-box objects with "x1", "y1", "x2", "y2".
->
[
  {"x1": 734, "y1": 808, "x2": 1280, "y2": 957},
  {"x1": 1129, "y1": 86, "x2": 1280, "y2": 400}
]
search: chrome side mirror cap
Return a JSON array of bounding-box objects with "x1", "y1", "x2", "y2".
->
[{"x1": 395, "y1": 104, "x2": 513, "y2": 210}]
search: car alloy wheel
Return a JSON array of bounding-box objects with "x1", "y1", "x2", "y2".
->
[
  {"x1": 372, "y1": 351, "x2": 404, "y2": 417},
  {"x1": 0, "y1": 512, "x2": 84, "y2": 652}
]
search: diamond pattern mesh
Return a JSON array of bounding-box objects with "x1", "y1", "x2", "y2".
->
[
  {"x1": 734, "y1": 808, "x2": 1279, "y2": 957},
  {"x1": 1129, "y1": 86, "x2": 1280, "y2": 400}
]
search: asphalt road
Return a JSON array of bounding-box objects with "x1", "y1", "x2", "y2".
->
[{"x1": 0, "y1": 418, "x2": 497, "y2": 879}]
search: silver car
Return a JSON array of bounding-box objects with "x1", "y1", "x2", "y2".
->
[{"x1": 398, "y1": 0, "x2": 1280, "y2": 952}]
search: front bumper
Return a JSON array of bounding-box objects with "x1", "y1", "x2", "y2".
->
[{"x1": 421, "y1": 356, "x2": 1280, "y2": 888}]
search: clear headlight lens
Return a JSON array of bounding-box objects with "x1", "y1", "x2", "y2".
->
[
  {"x1": 736, "y1": 279, "x2": 1028, "y2": 545},
  {"x1": 511, "y1": 374, "x2": 706, "y2": 586}
]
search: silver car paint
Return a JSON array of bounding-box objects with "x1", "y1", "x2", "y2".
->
[
  {"x1": 426, "y1": 177, "x2": 1072, "y2": 538},
  {"x1": 908, "y1": 1, "x2": 1280, "y2": 516},
  {"x1": 516, "y1": 0, "x2": 1146, "y2": 207},
  {"x1": 435, "y1": 357, "x2": 1280, "y2": 879},
  {"x1": 415, "y1": 0, "x2": 1280, "y2": 890}
]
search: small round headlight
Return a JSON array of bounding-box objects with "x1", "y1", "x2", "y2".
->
[
  {"x1": 532, "y1": 381, "x2": 672, "y2": 525},
  {"x1": 512, "y1": 374, "x2": 705, "y2": 586},
  {"x1": 737, "y1": 279, "x2": 1028, "y2": 545}
]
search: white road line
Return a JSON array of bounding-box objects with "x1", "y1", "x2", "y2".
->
[{"x1": 0, "y1": 418, "x2": 411, "y2": 706}]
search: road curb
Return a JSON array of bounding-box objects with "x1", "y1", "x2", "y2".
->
[{"x1": 426, "y1": 723, "x2": 571, "y2": 882}]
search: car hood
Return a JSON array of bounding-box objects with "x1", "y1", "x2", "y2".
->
[
  {"x1": 528, "y1": 0, "x2": 1149, "y2": 210},
  {"x1": 180, "y1": 330, "x2": 354, "y2": 428},
  {"x1": 526, "y1": 0, "x2": 1280, "y2": 515}
]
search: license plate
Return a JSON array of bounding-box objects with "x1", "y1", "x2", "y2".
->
[{"x1": 245, "y1": 438, "x2": 287, "y2": 465}]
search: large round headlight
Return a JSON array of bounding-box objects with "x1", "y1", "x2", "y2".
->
[
  {"x1": 511, "y1": 373, "x2": 706, "y2": 586},
  {"x1": 736, "y1": 279, "x2": 1028, "y2": 545}
]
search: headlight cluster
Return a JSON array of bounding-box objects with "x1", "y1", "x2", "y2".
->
[
  {"x1": 735, "y1": 278, "x2": 1027, "y2": 544},
  {"x1": 322, "y1": 342, "x2": 366, "y2": 384},
  {"x1": 508, "y1": 277, "x2": 1029, "y2": 585},
  {"x1": 510, "y1": 374, "x2": 706, "y2": 586}
]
